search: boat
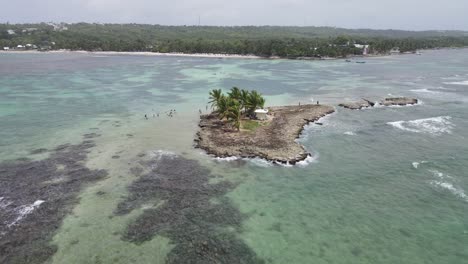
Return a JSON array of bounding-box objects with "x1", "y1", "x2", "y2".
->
[{"x1": 355, "y1": 61, "x2": 366, "y2": 64}]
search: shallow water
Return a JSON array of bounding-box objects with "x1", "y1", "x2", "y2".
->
[{"x1": 1, "y1": 50, "x2": 467, "y2": 263}]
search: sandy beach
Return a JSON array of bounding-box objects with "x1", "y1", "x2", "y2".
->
[{"x1": 0, "y1": 49, "x2": 263, "y2": 59}]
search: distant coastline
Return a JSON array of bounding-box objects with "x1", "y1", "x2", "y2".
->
[
  {"x1": 1, "y1": 47, "x2": 466, "y2": 60},
  {"x1": 0, "y1": 50, "x2": 263, "y2": 59}
]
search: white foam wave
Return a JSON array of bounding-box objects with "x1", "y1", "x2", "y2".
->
[
  {"x1": 412, "y1": 160, "x2": 427, "y2": 169},
  {"x1": 8, "y1": 200, "x2": 45, "y2": 227},
  {"x1": 444, "y1": 80, "x2": 468, "y2": 86},
  {"x1": 248, "y1": 157, "x2": 273, "y2": 167},
  {"x1": 410, "y1": 88, "x2": 440, "y2": 94},
  {"x1": 212, "y1": 154, "x2": 318, "y2": 167},
  {"x1": 429, "y1": 169, "x2": 453, "y2": 180},
  {"x1": 295, "y1": 154, "x2": 319, "y2": 167},
  {"x1": 430, "y1": 181, "x2": 468, "y2": 201},
  {"x1": 0, "y1": 197, "x2": 12, "y2": 209},
  {"x1": 387, "y1": 116, "x2": 453, "y2": 135},
  {"x1": 343, "y1": 131, "x2": 356, "y2": 136},
  {"x1": 214, "y1": 156, "x2": 239, "y2": 162}
]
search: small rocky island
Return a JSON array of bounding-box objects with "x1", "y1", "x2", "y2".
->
[
  {"x1": 339, "y1": 97, "x2": 418, "y2": 109},
  {"x1": 195, "y1": 87, "x2": 334, "y2": 164}
]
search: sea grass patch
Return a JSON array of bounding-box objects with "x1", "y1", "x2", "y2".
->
[
  {"x1": 116, "y1": 154, "x2": 264, "y2": 264},
  {"x1": 0, "y1": 140, "x2": 107, "y2": 264}
]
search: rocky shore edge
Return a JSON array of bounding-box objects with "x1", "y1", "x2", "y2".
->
[{"x1": 195, "y1": 104, "x2": 335, "y2": 165}]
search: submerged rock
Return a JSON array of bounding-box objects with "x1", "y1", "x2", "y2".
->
[
  {"x1": 116, "y1": 153, "x2": 264, "y2": 264},
  {"x1": 195, "y1": 104, "x2": 335, "y2": 164},
  {"x1": 0, "y1": 140, "x2": 107, "y2": 264}
]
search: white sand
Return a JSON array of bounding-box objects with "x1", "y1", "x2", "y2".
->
[{"x1": 0, "y1": 49, "x2": 263, "y2": 59}]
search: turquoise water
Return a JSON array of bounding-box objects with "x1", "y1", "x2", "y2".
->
[{"x1": 1, "y1": 50, "x2": 467, "y2": 263}]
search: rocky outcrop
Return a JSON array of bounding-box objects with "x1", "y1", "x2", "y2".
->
[
  {"x1": 380, "y1": 97, "x2": 418, "y2": 106},
  {"x1": 195, "y1": 104, "x2": 335, "y2": 165},
  {"x1": 338, "y1": 99, "x2": 374, "y2": 110},
  {"x1": 339, "y1": 97, "x2": 418, "y2": 109}
]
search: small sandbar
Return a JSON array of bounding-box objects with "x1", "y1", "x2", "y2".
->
[{"x1": 195, "y1": 104, "x2": 334, "y2": 164}]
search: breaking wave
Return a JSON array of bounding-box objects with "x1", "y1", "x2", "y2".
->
[
  {"x1": 6, "y1": 200, "x2": 45, "y2": 228},
  {"x1": 387, "y1": 116, "x2": 453, "y2": 135},
  {"x1": 410, "y1": 88, "x2": 441, "y2": 94},
  {"x1": 212, "y1": 154, "x2": 318, "y2": 167},
  {"x1": 430, "y1": 181, "x2": 467, "y2": 202},
  {"x1": 444, "y1": 80, "x2": 468, "y2": 86}
]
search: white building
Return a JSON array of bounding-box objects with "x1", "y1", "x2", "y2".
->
[
  {"x1": 3, "y1": 47, "x2": 10, "y2": 51},
  {"x1": 254, "y1": 109, "x2": 269, "y2": 121},
  {"x1": 390, "y1": 47, "x2": 400, "y2": 54},
  {"x1": 7, "y1": 29, "x2": 15, "y2": 35},
  {"x1": 354, "y1": 44, "x2": 370, "y2": 55}
]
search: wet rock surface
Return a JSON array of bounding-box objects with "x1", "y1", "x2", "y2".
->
[
  {"x1": 381, "y1": 97, "x2": 418, "y2": 106},
  {"x1": 339, "y1": 97, "x2": 418, "y2": 109},
  {"x1": 0, "y1": 139, "x2": 107, "y2": 264},
  {"x1": 116, "y1": 153, "x2": 264, "y2": 264},
  {"x1": 338, "y1": 99, "x2": 374, "y2": 110},
  {"x1": 195, "y1": 104, "x2": 335, "y2": 164}
]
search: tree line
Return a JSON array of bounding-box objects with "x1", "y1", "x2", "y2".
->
[{"x1": 1, "y1": 23, "x2": 468, "y2": 58}]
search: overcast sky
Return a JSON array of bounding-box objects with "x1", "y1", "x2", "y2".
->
[{"x1": 2, "y1": 0, "x2": 468, "y2": 30}]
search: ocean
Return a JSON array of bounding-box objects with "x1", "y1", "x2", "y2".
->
[{"x1": 0, "y1": 50, "x2": 467, "y2": 263}]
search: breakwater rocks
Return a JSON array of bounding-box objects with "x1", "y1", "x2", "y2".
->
[
  {"x1": 339, "y1": 97, "x2": 418, "y2": 110},
  {"x1": 380, "y1": 97, "x2": 418, "y2": 106},
  {"x1": 338, "y1": 99, "x2": 375, "y2": 110},
  {"x1": 195, "y1": 104, "x2": 335, "y2": 165}
]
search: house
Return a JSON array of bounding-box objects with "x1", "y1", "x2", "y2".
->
[
  {"x1": 354, "y1": 44, "x2": 370, "y2": 55},
  {"x1": 254, "y1": 109, "x2": 269, "y2": 121},
  {"x1": 7, "y1": 29, "x2": 15, "y2": 35},
  {"x1": 390, "y1": 47, "x2": 400, "y2": 54},
  {"x1": 3, "y1": 47, "x2": 10, "y2": 51},
  {"x1": 16, "y1": 45, "x2": 25, "y2": 49},
  {"x1": 22, "y1": 28, "x2": 38, "y2": 33}
]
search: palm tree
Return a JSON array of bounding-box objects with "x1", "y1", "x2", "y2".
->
[
  {"x1": 208, "y1": 89, "x2": 223, "y2": 111},
  {"x1": 228, "y1": 87, "x2": 242, "y2": 101},
  {"x1": 239, "y1": 89, "x2": 250, "y2": 112},
  {"x1": 246, "y1": 90, "x2": 265, "y2": 116},
  {"x1": 216, "y1": 95, "x2": 231, "y2": 120},
  {"x1": 226, "y1": 100, "x2": 242, "y2": 131}
]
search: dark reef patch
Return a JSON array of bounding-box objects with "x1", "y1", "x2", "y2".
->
[
  {"x1": 0, "y1": 140, "x2": 107, "y2": 264},
  {"x1": 115, "y1": 153, "x2": 264, "y2": 264},
  {"x1": 83, "y1": 133, "x2": 101, "y2": 139},
  {"x1": 29, "y1": 148, "x2": 48, "y2": 155}
]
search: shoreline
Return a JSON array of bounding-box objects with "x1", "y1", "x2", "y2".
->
[
  {"x1": 3, "y1": 47, "x2": 464, "y2": 60},
  {"x1": 195, "y1": 104, "x2": 335, "y2": 165},
  {"x1": 0, "y1": 49, "x2": 264, "y2": 59}
]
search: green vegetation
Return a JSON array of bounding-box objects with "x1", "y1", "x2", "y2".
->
[
  {"x1": 209, "y1": 87, "x2": 266, "y2": 131},
  {"x1": 1, "y1": 23, "x2": 468, "y2": 57},
  {"x1": 241, "y1": 119, "x2": 263, "y2": 131}
]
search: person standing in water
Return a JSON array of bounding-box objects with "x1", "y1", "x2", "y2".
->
[{"x1": 144, "y1": 114, "x2": 148, "y2": 120}]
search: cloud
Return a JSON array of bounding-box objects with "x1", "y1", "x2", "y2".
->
[{"x1": 1, "y1": 0, "x2": 467, "y2": 30}]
